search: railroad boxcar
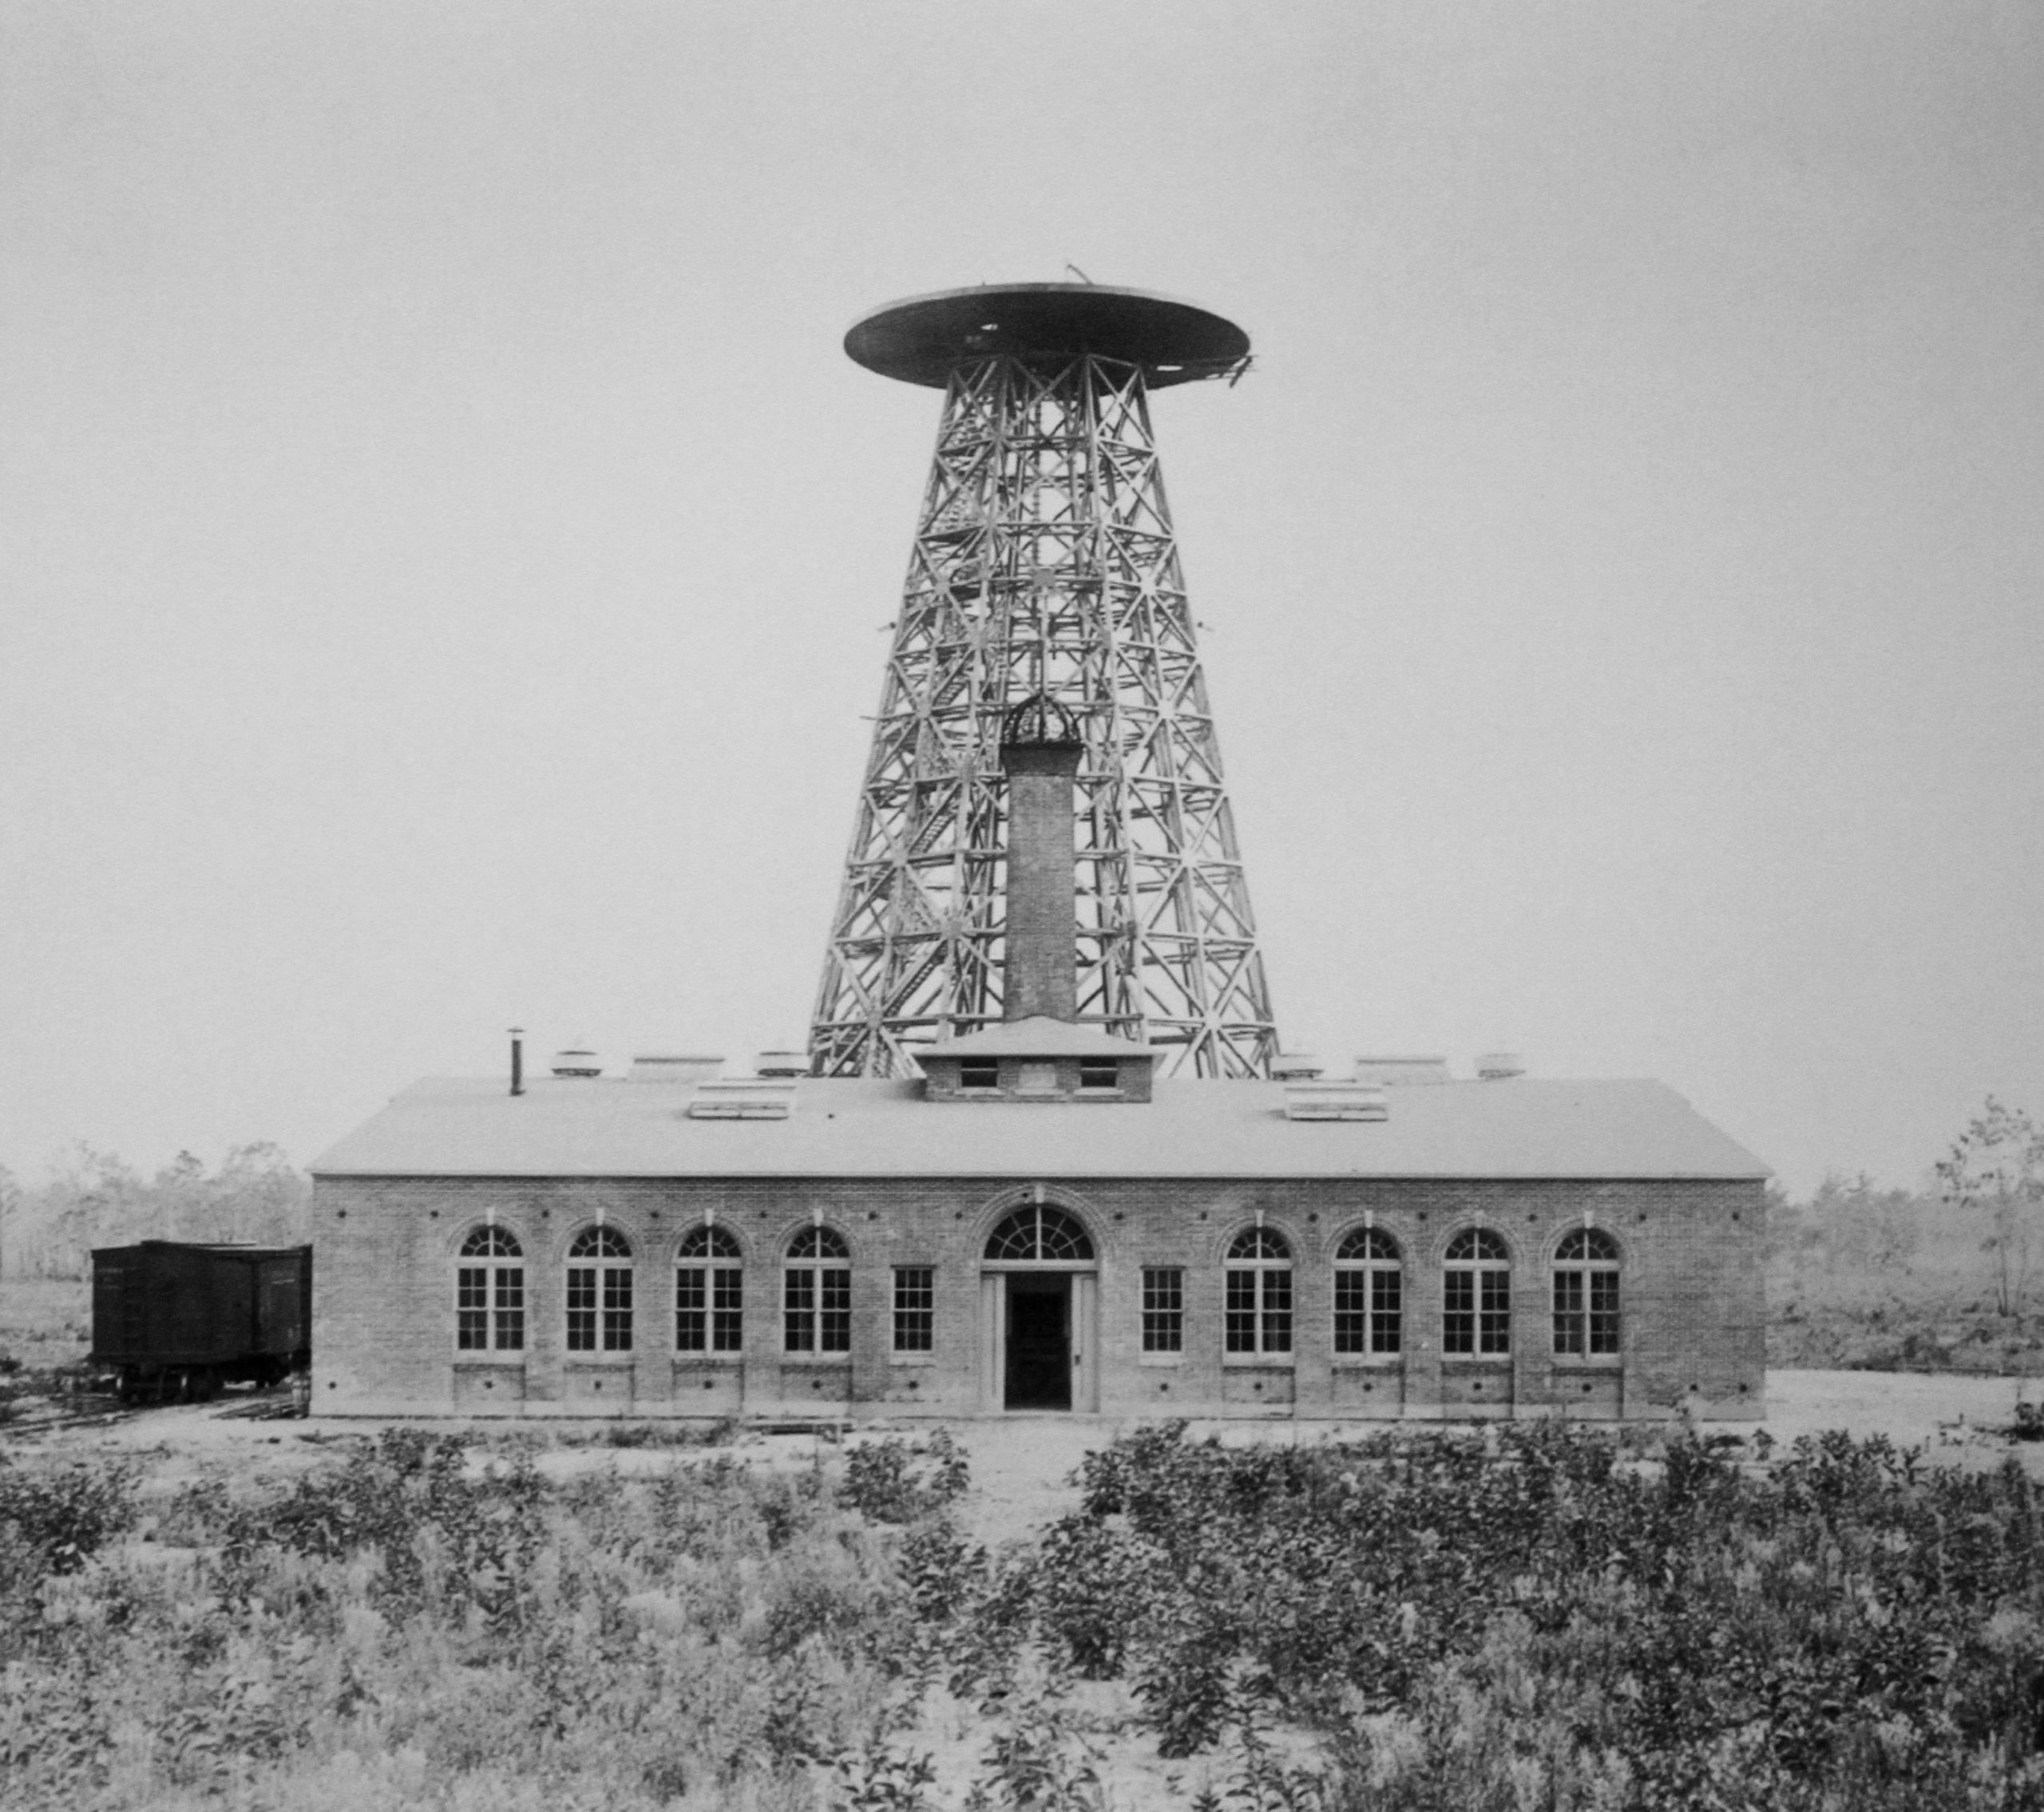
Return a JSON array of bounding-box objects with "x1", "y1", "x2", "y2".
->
[{"x1": 89, "y1": 1241, "x2": 311, "y2": 1400}]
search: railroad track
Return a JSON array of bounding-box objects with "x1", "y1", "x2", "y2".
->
[
  {"x1": 2, "y1": 1388, "x2": 303, "y2": 1439},
  {"x1": 0, "y1": 1402, "x2": 138, "y2": 1438}
]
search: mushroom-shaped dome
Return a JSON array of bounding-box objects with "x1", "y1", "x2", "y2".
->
[{"x1": 1000, "y1": 692, "x2": 1083, "y2": 750}]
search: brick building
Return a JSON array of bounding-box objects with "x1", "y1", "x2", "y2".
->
[
  {"x1": 308, "y1": 290, "x2": 1769, "y2": 1422},
  {"x1": 308, "y1": 1042, "x2": 1767, "y2": 1422}
]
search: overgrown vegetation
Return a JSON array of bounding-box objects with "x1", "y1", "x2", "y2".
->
[
  {"x1": 11, "y1": 1422, "x2": 2044, "y2": 1808},
  {"x1": 1771, "y1": 1113, "x2": 2044, "y2": 1374}
]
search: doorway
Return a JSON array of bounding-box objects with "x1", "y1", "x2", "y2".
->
[{"x1": 1004, "y1": 1275, "x2": 1071, "y2": 1410}]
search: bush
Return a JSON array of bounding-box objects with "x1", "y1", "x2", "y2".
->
[{"x1": 0, "y1": 1456, "x2": 136, "y2": 1574}]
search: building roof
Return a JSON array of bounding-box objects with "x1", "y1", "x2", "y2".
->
[{"x1": 310, "y1": 1074, "x2": 1768, "y2": 1183}]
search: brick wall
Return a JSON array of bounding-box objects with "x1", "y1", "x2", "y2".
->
[{"x1": 310, "y1": 1171, "x2": 1765, "y2": 1420}]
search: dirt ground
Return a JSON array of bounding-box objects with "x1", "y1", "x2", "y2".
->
[{"x1": 14, "y1": 1368, "x2": 2042, "y2": 1541}]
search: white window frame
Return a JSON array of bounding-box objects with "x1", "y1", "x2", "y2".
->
[
  {"x1": 454, "y1": 1226, "x2": 526, "y2": 1355},
  {"x1": 1333, "y1": 1227, "x2": 1401, "y2": 1359},
  {"x1": 784, "y1": 1226, "x2": 851, "y2": 1356},
  {"x1": 1224, "y1": 1227, "x2": 1293, "y2": 1360},
  {"x1": 1552, "y1": 1228, "x2": 1622, "y2": 1363},
  {"x1": 675, "y1": 1224, "x2": 743, "y2": 1355},
  {"x1": 1443, "y1": 1228, "x2": 1511, "y2": 1358},
  {"x1": 566, "y1": 1225, "x2": 634, "y2": 1355}
]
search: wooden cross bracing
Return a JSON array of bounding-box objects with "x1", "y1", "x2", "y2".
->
[{"x1": 810, "y1": 354, "x2": 1278, "y2": 1079}]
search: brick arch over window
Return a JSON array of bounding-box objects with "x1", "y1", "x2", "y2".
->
[
  {"x1": 984, "y1": 1205, "x2": 1094, "y2": 1263},
  {"x1": 677, "y1": 1223, "x2": 743, "y2": 1261}
]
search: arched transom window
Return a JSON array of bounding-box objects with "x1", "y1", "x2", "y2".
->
[
  {"x1": 1225, "y1": 1226, "x2": 1292, "y2": 1356},
  {"x1": 456, "y1": 1225, "x2": 525, "y2": 1353},
  {"x1": 784, "y1": 1225, "x2": 850, "y2": 1354},
  {"x1": 676, "y1": 1224, "x2": 743, "y2": 1353},
  {"x1": 1443, "y1": 1228, "x2": 1510, "y2": 1356},
  {"x1": 1553, "y1": 1228, "x2": 1621, "y2": 1359},
  {"x1": 984, "y1": 1205, "x2": 1093, "y2": 1263},
  {"x1": 1333, "y1": 1227, "x2": 1400, "y2": 1356},
  {"x1": 567, "y1": 1226, "x2": 633, "y2": 1353}
]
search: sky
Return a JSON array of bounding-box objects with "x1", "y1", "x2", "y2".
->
[{"x1": 2, "y1": 0, "x2": 2040, "y2": 1198}]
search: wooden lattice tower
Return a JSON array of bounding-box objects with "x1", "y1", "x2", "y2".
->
[{"x1": 810, "y1": 283, "x2": 1280, "y2": 1079}]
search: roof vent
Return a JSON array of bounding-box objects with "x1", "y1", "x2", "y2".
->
[
  {"x1": 687, "y1": 1079, "x2": 796, "y2": 1121},
  {"x1": 551, "y1": 1046, "x2": 603, "y2": 1079},
  {"x1": 1284, "y1": 1081, "x2": 1388, "y2": 1122},
  {"x1": 1271, "y1": 1053, "x2": 1329, "y2": 1081},
  {"x1": 754, "y1": 1050, "x2": 810, "y2": 1078},
  {"x1": 628, "y1": 1054, "x2": 723, "y2": 1084},
  {"x1": 1355, "y1": 1056, "x2": 1452, "y2": 1086},
  {"x1": 1476, "y1": 1052, "x2": 1527, "y2": 1081}
]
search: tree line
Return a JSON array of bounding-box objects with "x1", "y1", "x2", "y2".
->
[{"x1": 0, "y1": 1143, "x2": 311, "y2": 1279}]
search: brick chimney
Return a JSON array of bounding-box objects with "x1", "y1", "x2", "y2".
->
[{"x1": 999, "y1": 694, "x2": 1083, "y2": 1022}]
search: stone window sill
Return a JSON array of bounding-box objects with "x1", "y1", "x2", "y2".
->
[
  {"x1": 1222, "y1": 1355, "x2": 1296, "y2": 1368},
  {"x1": 889, "y1": 1352, "x2": 937, "y2": 1367},
  {"x1": 1139, "y1": 1351, "x2": 1184, "y2": 1367}
]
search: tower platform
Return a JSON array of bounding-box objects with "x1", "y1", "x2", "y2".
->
[{"x1": 845, "y1": 282, "x2": 1250, "y2": 389}]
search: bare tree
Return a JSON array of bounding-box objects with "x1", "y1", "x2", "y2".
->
[{"x1": 1937, "y1": 1098, "x2": 2044, "y2": 1317}]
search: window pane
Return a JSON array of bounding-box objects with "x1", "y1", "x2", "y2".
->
[
  {"x1": 567, "y1": 1266, "x2": 596, "y2": 1351},
  {"x1": 603, "y1": 1266, "x2": 633, "y2": 1351},
  {"x1": 677, "y1": 1267, "x2": 707, "y2": 1351},
  {"x1": 457, "y1": 1267, "x2": 487, "y2": 1351},
  {"x1": 1142, "y1": 1268, "x2": 1182, "y2": 1353},
  {"x1": 1443, "y1": 1268, "x2": 1474, "y2": 1354},
  {"x1": 1589, "y1": 1270, "x2": 1620, "y2": 1354},
  {"x1": 495, "y1": 1267, "x2": 525, "y2": 1351},
  {"x1": 894, "y1": 1267, "x2": 934, "y2": 1352},
  {"x1": 1225, "y1": 1268, "x2": 1257, "y2": 1353},
  {"x1": 784, "y1": 1267, "x2": 814, "y2": 1351},
  {"x1": 820, "y1": 1267, "x2": 851, "y2": 1352},
  {"x1": 1333, "y1": 1270, "x2": 1368, "y2": 1354},
  {"x1": 1371, "y1": 1268, "x2": 1401, "y2": 1355},
  {"x1": 1552, "y1": 1269, "x2": 1583, "y2": 1356},
  {"x1": 712, "y1": 1268, "x2": 743, "y2": 1352},
  {"x1": 1479, "y1": 1269, "x2": 1511, "y2": 1355},
  {"x1": 1262, "y1": 1267, "x2": 1292, "y2": 1353}
]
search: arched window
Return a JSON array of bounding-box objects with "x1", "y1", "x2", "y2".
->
[
  {"x1": 456, "y1": 1226, "x2": 525, "y2": 1352},
  {"x1": 784, "y1": 1225, "x2": 850, "y2": 1354},
  {"x1": 567, "y1": 1226, "x2": 633, "y2": 1353},
  {"x1": 1333, "y1": 1227, "x2": 1400, "y2": 1356},
  {"x1": 1225, "y1": 1226, "x2": 1292, "y2": 1356},
  {"x1": 1553, "y1": 1228, "x2": 1621, "y2": 1359},
  {"x1": 984, "y1": 1205, "x2": 1093, "y2": 1263},
  {"x1": 1443, "y1": 1228, "x2": 1510, "y2": 1356},
  {"x1": 676, "y1": 1224, "x2": 743, "y2": 1353}
]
